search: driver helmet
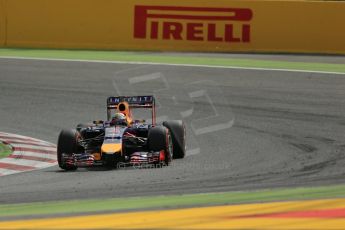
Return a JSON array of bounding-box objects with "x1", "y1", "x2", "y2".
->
[{"x1": 111, "y1": 112, "x2": 127, "y2": 126}]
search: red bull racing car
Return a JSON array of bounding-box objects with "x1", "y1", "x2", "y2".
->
[{"x1": 57, "y1": 95, "x2": 186, "y2": 170}]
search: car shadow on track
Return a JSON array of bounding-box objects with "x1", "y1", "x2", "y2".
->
[{"x1": 53, "y1": 164, "x2": 167, "y2": 173}]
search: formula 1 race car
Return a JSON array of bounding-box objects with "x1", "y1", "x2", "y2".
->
[{"x1": 57, "y1": 95, "x2": 186, "y2": 170}]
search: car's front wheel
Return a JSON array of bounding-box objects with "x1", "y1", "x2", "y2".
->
[
  {"x1": 57, "y1": 129, "x2": 79, "y2": 171},
  {"x1": 148, "y1": 126, "x2": 173, "y2": 166}
]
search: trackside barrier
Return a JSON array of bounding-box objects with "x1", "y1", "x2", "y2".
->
[
  {"x1": 0, "y1": 0, "x2": 344, "y2": 54},
  {"x1": 0, "y1": 0, "x2": 5, "y2": 46}
]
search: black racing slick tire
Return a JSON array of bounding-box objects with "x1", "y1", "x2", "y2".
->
[
  {"x1": 57, "y1": 129, "x2": 78, "y2": 171},
  {"x1": 163, "y1": 120, "x2": 186, "y2": 159},
  {"x1": 148, "y1": 126, "x2": 172, "y2": 165}
]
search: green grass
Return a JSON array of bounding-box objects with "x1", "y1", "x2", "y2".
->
[
  {"x1": 0, "y1": 184, "x2": 344, "y2": 218},
  {"x1": 1, "y1": 48, "x2": 345, "y2": 73},
  {"x1": 0, "y1": 142, "x2": 12, "y2": 159}
]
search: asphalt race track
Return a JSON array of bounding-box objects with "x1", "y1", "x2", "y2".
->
[{"x1": 0, "y1": 57, "x2": 345, "y2": 204}]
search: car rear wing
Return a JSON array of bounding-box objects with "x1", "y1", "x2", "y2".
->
[{"x1": 107, "y1": 96, "x2": 156, "y2": 125}]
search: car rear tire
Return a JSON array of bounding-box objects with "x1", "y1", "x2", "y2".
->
[
  {"x1": 148, "y1": 126, "x2": 172, "y2": 165},
  {"x1": 163, "y1": 120, "x2": 186, "y2": 159},
  {"x1": 57, "y1": 129, "x2": 78, "y2": 171}
]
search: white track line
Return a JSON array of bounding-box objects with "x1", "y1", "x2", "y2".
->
[
  {"x1": 0, "y1": 135, "x2": 40, "y2": 143},
  {"x1": 0, "y1": 132, "x2": 55, "y2": 146},
  {"x1": 0, "y1": 56, "x2": 344, "y2": 75},
  {"x1": 11, "y1": 151, "x2": 57, "y2": 160},
  {"x1": 0, "y1": 132, "x2": 57, "y2": 176},
  {"x1": 0, "y1": 158, "x2": 55, "y2": 168},
  {"x1": 11, "y1": 144, "x2": 56, "y2": 151},
  {"x1": 0, "y1": 168, "x2": 22, "y2": 176},
  {"x1": 0, "y1": 132, "x2": 42, "y2": 141},
  {"x1": 1, "y1": 138, "x2": 55, "y2": 147}
]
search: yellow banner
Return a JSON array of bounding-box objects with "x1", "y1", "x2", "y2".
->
[
  {"x1": 1, "y1": 0, "x2": 345, "y2": 54},
  {"x1": 0, "y1": 0, "x2": 5, "y2": 46}
]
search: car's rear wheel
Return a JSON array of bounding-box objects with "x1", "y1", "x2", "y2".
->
[
  {"x1": 148, "y1": 126, "x2": 172, "y2": 166},
  {"x1": 57, "y1": 129, "x2": 78, "y2": 171},
  {"x1": 163, "y1": 120, "x2": 186, "y2": 159}
]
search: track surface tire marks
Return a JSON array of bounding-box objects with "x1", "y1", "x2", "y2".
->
[{"x1": 0, "y1": 58, "x2": 345, "y2": 204}]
